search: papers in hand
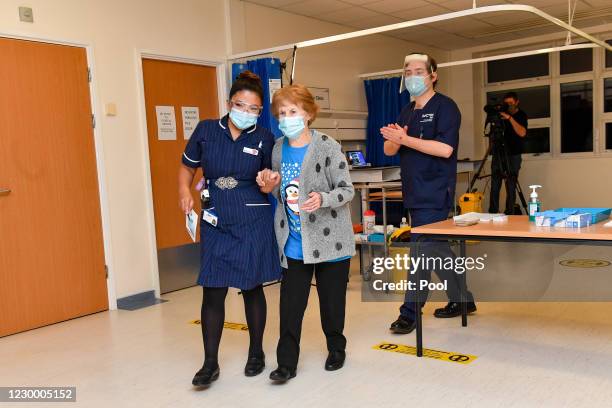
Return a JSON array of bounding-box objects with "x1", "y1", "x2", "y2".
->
[{"x1": 186, "y1": 209, "x2": 198, "y2": 241}]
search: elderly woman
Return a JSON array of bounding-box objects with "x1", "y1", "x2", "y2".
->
[{"x1": 257, "y1": 84, "x2": 355, "y2": 383}]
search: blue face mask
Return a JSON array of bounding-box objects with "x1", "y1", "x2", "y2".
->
[
  {"x1": 279, "y1": 116, "x2": 306, "y2": 139},
  {"x1": 404, "y1": 74, "x2": 431, "y2": 97},
  {"x1": 229, "y1": 108, "x2": 258, "y2": 130}
]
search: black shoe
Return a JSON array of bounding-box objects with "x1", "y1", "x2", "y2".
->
[
  {"x1": 192, "y1": 365, "x2": 219, "y2": 387},
  {"x1": 244, "y1": 354, "x2": 265, "y2": 377},
  {"x1": 433, "y1": 302, "x2": 477, "y2": 318},
  {"x1": 389, "y1": 315, "x2": 416, "y2": 334},
  {"x1": 269, "y1": 366, "x2": 296, "y2": 382},
  {"x1": 325, "y1": 350, "x2": 346, "y2": 371}
]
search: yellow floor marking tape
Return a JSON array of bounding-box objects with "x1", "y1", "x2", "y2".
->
[
  {"x1": 189, "y1": 320, "x2": 249, "y2": 331},
  {"x1": 559, "y1": 259, "x2": 611, "y2": 268},
  {"x1": 373, "y1": 342, "x2": 477, "y2": 365}
]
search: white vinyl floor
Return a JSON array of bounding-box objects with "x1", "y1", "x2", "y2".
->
[{"x1": 2, "y1": 256, "x2": 612, "y2": 408}]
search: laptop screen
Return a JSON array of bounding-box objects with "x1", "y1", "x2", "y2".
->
[{"x1": 346, "y1": 150, "x2": 367, "y2": 166}]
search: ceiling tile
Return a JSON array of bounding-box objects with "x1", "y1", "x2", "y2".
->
[
  {"x1": 390, "y1": 30, "x2": 447, "y2": 50},
  {"x1": 395, "y1": 4, "x2": 452, "y2": 20},
  {"x1": 581, "y1": 0, "x2": 612, "y2": 7},
  {"x1": 317, "y1": 7, "x2": 380, "y2": 24},
  {"x1": 393, "y1": 25, "x2": 449, "y2": 41},
  {"x1": 361, "y1": 0, "x2": 430, "y2": 13},
  {"x1": 540, "y1": 2, "x2": 591, "y2": 18},
  {"x1": 427, "y1": 32, "x2": 482, "y2": 48},
  {"x1": 244, "y1": 0, "x2": 303, "y2": 7},
  {"x1": 281, "y1": 0, "x2": 351, "y2": 17},
  {"x1": 436, "y1": 0, "x2": 512, "y2": 12},
  {"x1": 392, "y1": 28, "x2": 480, "y2": 50},
  {"x1": 511, "y1": 0, "x2": 573, "y2": 8},
  {"x1": 337, "y1": 0, "x2": 379, "y2": 4},
  {"x1": 428, "y1": 16, "x2": 495, "y2": 34},
  {"x1": 473, "y1": 31, "x2": 524, "y2": 44},
  {"x1": 476, "y1": 10, "x2": 537, "y2": 25},
  {"x1": 348, "y1": 14, "x2": 405, "y2": 28}
]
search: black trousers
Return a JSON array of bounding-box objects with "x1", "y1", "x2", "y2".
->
[
  {"x1": 489, "y1": 154, "x2": 522, "y2": 214},
  {"x1": 276, "y1": 257, "x2": 350, "y2": 370},
  {"x1": 400, "y1": 208, "x2": 474, "y2": 319}
]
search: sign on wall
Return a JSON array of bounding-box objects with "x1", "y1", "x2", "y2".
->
[{"x1": 308, "y1": 87, "x2": 330, "y2": 110}]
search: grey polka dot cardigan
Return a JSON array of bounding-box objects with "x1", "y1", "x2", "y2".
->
[{"x1": 271, "y1": 130, "x2": 356, "y2": 268}]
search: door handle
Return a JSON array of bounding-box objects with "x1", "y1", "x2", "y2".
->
[{"x1": 0, "y1": 188, "x2": 11, "y2": 196}]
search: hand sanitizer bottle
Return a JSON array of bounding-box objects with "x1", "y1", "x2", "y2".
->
[
  {"x1": 400, "y1": 217, "x2": 409, "y2": 228},
  {"x1": 528, "y1": 185, "x2": 542, "y2": 222}
]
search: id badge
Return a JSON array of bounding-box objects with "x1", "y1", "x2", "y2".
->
[
  {"x1": 202, "y1": 209, "x2": 218, "y2": 227},
  {"x1": 201, "y1": 188, "x2": 211, "y2": 209},
  {"x1": 243, "y1": 147, "x2": 259, "y2": 156}
]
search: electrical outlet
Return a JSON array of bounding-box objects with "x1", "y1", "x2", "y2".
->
[{"x1": 19, "y1": 7, "x2": 33, "y2": 23}]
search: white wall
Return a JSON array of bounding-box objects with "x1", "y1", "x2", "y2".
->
[
  {"x1": 229, "y1": 0, "x2": 449, "y2": 113},
  {"x1": 0, "y1": 0, "x2": 228, "y2": 302}
]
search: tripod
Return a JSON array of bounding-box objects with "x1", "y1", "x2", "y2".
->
[{"x1": 468, "y1": 116, "x2": 528, "y2": 214}]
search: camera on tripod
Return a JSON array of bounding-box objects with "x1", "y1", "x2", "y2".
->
[
  {"x1": 483, "y1": 102, "x2": 510, "y2": 116},
  {"x1": 467, "y1": 101, "x2": 527, "y2": 215},
  {"x1": 482, "y1": 103, "x2": 508, "y2": 141}
]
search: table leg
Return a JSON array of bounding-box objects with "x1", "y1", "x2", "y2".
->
[
  {"x1": 416, "y1": 236, "x2": 423, "y2": 357},
  {"x1": 459, "y1": 239, "x2": 468, "y2": 327},
  {"x1": 382, "y1": 187, "x2": 389, "y2": 294}
]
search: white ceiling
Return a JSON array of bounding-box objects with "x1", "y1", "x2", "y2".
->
[{"x1": 243, "y1": 0, "x2": 612, "y2": 50}]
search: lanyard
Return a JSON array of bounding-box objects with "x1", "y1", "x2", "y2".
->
[{"x1": 406, "y1": 108, "x2": 425, "y2": 139}]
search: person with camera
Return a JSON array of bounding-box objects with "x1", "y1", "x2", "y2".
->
[{"x1": 488, "y1": 91, "x2": 528, "y2": 215}]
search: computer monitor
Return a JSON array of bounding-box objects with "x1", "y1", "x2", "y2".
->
[{"x1": 346, "y1": 150, "x2": 367, "y2": 167}]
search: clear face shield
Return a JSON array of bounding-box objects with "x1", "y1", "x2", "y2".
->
[{"x1": 399, "y1": 53, "x2": 432, "y2": 94}]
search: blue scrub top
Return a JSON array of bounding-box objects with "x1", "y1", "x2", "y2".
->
[{"x1": 396, "y1": 92, "x2": 461, "y2": 209}]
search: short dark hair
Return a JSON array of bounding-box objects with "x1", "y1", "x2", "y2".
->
[
  {"x1": 229, "y1": 70, "x2": 264, "y2": 103},
  {"x1": 503, "y1": 91, "x2": 519, "y2": 101}
]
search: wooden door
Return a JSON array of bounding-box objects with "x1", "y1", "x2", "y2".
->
[
  {"x1": 142, "y1": 59, "x2": 219, "y2": 249},
  {"x1": 142, "y1": 59, "x2": 219, "y2": 293},
  {"x1": 0, "y1": 38, "x2": 108, "y2": 337}
]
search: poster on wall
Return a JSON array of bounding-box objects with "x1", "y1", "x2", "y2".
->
[
  {"x1": 155, "y1": 106, "x2": 177, "y2": 140},
  {"x1": 308, "y1": 87, "x2": 330, "y2": 110},
  {"x1": 269, "y1": 79, "x2": 281, "y2": 103},
  {"x1": 181, "y1": 106, "x2": 200, "y2": 140}
]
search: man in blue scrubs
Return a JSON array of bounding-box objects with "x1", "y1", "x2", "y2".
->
[{"x1": 381, "y1": 53, "x2": 476, "y2": 334}]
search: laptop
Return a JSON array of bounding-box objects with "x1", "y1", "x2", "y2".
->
[{"x1": 346, "y1": 150, "x2": 371, "y2": 168}]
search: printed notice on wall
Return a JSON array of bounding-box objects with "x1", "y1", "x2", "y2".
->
[
  {"x1": 308, "y1": 87, "x2": 330, "y2": 110},
  {"x1": 182, "y1": 107, "x2": 200, "y2": 140},
  {"x1": 156, "y1": 106, "x2": 177, "y2": 140},
  {"x1": 269, "y1": 79, "x2": 281, "y2": 103}
]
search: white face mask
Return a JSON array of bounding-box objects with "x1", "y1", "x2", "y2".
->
[
  {"x1": 404, "y1": 74, "x2": 431, "y2": 97},
  {"x1": 279, "y1": 116, "x2": 306, "y2": 139}
]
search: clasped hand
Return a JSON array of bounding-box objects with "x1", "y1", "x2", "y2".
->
[{"x1": 380, "y1": 123, "x2": 408, "y2": 145}]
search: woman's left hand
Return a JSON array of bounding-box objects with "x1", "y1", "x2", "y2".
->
[
  {"x1": 301, "y1": 192, "x2": 322, "y2": 213},
  {"x1": 380, "y1": 123, "x2": 408, "y2": 145}
]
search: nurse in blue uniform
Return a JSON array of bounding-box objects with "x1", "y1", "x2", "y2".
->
[
  {"x1": 380, "y1": 53, "x2": 476, "y2": 335},
  {"x1": 178, "y1": 71, "x2": 281, "y2": 387}
]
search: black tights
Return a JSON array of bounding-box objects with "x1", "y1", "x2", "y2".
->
[{"x1": 201, "y1": 285, "x2": 267, "y2": 368}]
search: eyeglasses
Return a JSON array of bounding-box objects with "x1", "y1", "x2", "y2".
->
[{"x1": 231, "y1": 100, "x2": 262, "y2": 115}]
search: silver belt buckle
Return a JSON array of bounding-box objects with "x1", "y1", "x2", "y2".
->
[{"x1": 215, "y1": 176, "x2": 238, "y2": 190}]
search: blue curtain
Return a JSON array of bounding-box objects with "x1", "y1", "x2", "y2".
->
[
  {"x1": 232, "y1": 58, "x2": 282, "y2": 138},
  {"x1": 364, "y1": 77, "x2": 410, "y2": 166}
]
